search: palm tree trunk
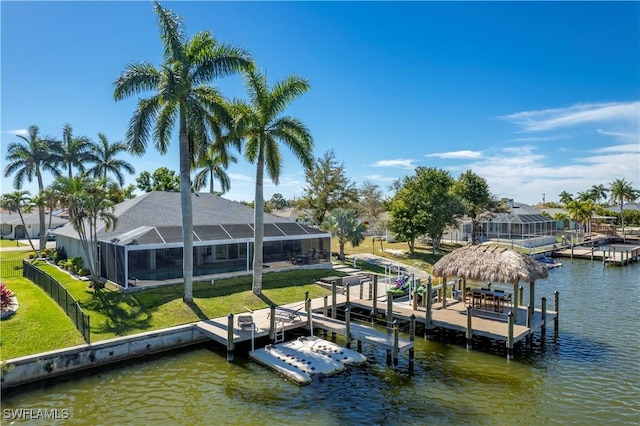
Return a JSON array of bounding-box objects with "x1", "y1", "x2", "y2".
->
[
  {"x1": 209, "y1": 170, "x2": 214, "y2": 193},
  {"x1": 620, "y1": 200, "x2": 626, "y2": 243},
  {"x1": 36, "y1": 169, "x2": 46, "y2": 256},
  {"x1": 252, "y1": 151, "x2": 265, "y2": 295},
  {"x1": 179, "y1": 114, "x2": 194, "y2": 303}
]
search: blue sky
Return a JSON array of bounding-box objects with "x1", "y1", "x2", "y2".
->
[{"x1": 2, "y1": 1, "x2": 639, "y2": 206}]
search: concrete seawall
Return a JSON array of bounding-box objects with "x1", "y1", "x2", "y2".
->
[{"x1": 1, "y1": 324, "x2": 208, "y2": 390}]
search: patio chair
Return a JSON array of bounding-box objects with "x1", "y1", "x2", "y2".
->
[{"x1": 237, "y1": 314, "x2": 255, "y2": 332}]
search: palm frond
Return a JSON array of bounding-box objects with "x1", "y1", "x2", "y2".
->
[
  {"x1": 270, "y1": 76, "x2": 310, "y2": 115},
  {"x1": 264, "y1": 137, "x2": 282, "y2": 184},
  {"x1": 154, "y1": 100, "x2": 178, "y2": 153},
  {"x1": 114, "y1": 62, "x2": 160, "y2": 100},
  {"x1": 153, "y1": 1, "x2": 186, "y2": 63},
  {"x1": 126, "y1": 95, "x2": 162, "y2": 155}
]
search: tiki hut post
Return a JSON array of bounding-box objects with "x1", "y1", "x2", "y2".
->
[
  {"x1": 442, "y1": 277, "x2": 447, "y2": 309},
  {"x1": 512, "y1": 281, "x2": 520, "y2": 313},
  {"x1": 529, "y1": 281, "x2": 535, "y2": 309},
  {"x1": 462, "y1": 277, "x2": 467, "y2": 303}
]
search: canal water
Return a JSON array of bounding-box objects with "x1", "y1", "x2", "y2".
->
[{"x1": 2, "y1": 259, "x2": 639, "y2": 425}]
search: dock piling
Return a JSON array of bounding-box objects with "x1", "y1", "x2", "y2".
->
[
  {"x1": 541, "y1": 296, "x2": 547, "y2": 340},
  {"x1": 227, "y1": 314, "x2": 234, "y2": 362},
  {"x1": 554, "y1": 291, "x2": 560, "y2": 337},
  {"x1": 466, "y1": 305, "x2": 473, "y2": 349},
  {"x1": 345, "y1": 283, "x2": 350, "y2": 305},
  {"x1": 345, "y1": 307, "x2": 351, "y2": 349},
  {"x1": 425, "y1": 281, "x2": 433, "y2": 339},
  {"x1": 409, "y1": 315, "x2": 416, "y2": 369},
  {"x1": 269, "y1": 305, "x2": 276, "y2": 343},
  {"x1": 372, "y1": 275, "x2": 378, "y2": 318},
  {"x1": 507, "y1": 311, "x2": 514, "y2": 360},
  {"x1": 392, "y1": 320, "x2": 399, "y2": 367}
]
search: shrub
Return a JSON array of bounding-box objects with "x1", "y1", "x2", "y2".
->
[
  {"x1": 54, "y1": 246, "x2": 67, "y2": 264},
  {"x1": 1, "y1": 283, "x2": 15, "y2": 309}
]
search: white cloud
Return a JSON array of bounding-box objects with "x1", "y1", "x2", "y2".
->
[
  {"x1": 363, "y1": 174, "x2": 398, "y2": 182},
  {"x1": 371, "y1": 159, "x2": 417, "y2": 170},
  {"x1": 498, "y1": 101, "x2": 640, "y2": 132},
  {"x1": 8, "y1": 129, "x2": 29, "y2": 136},
  {"x1": 509, "y1": 135, "x2": 569, "y2": 142},
  {"x1": 591, "y1": 143, "x2": 639, "y2": 154},
  {"x1": 228, "y1": 173, "x2": 253, "y2": 182},
  {"x1": 425, "y1": 150, "x2": 483, "y2": 159}
]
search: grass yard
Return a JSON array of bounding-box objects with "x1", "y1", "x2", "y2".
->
[
  {"x1": 0, "y1": 240, "x2": 28, "y2": 249},
  {"x1": 0, "y1": 275, "x2": 86, "y2": 360}
]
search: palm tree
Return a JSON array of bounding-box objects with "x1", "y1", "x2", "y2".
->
[
  {"x1": 113, "y1": 1, "x2": 250, "y2": 302},
  {"x1": 3, "y1": 125, "x2": 60, "y2": 253},
  {"x1": 321, "y1": 208, "x2": 367, "y2": 261},
  {"x1": 234, "y1": 66, "x2": 314, "y2": 295},
  {"x1": 52, "y1": 176, "x2": 117, "y2": 288},
  {"x1": 193, "y1": 149, "x2": 237, "y2": 194},
  {"x1": 590, "y1": 184, "x2": 608, "y2": 204},
  {"x1": 558, "y1": 191, "x2": 573, "y2": 205},
  {"x1": 609, "y1": 178, "x2": 639, "y2": 243},
  {"x1": 53, "y1": 123, "x2": 94, "y2": 178},
  {"x1": 87, "y1": 133, "x2": 135, "y2": 186},
  {"x1": 0, "y1": 191, "x2": 37, "y2": 254}
]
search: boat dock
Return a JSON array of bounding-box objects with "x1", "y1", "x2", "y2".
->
[{"x1": 553, "y1": 245, "x2": 640, "y2": 265}]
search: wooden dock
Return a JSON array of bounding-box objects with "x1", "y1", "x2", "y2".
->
[{"x1": 554, "y1": 245, "x2": 640, "y2": 265}]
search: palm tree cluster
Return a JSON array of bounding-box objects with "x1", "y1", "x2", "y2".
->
[
  {"x1": 557, "y1": 179, "x2": 639, "y2": 240},
  {"x1": 3, "y1": 123, "x2": 135, "y2": 254}
]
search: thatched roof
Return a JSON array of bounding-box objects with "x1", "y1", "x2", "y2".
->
[{"x1": 432, "y1": 245, "x2": 549, "y2": 284}]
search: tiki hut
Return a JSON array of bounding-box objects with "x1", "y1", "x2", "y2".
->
[{"x1": 432, "y1": 244, "x2": 548, "y2": 310}]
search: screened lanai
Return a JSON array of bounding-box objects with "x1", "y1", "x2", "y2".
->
[
  {"x1": 479, "y1": 213, "x2": 557, "y2": 241},
  {"x1": 99, "y1": 223, "x2": 331, "y2": 289}
]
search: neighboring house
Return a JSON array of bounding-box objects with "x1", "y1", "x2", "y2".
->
[
  {"x1": 0, "y1": 210, "x2": 68, "y2": 240},
  {"x1": 53, "y1": 192, "x2": 332, "y2": 290},
  {"x1": 477, "y1": 202, "x2": 557, "y2": 246},
  {"x1": 606, "y1": 202, "x2": 640, "y2": 213},
  {"x1": 271, "y1": 207, "x2": 315, "y2": 225}
]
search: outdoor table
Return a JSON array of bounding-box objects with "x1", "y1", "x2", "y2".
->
[{"x1": 472, "y1": 289, "x2": 512, "y2": 312}]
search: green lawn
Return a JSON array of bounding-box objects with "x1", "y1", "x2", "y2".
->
[
  {"x1": 2, "y1": 257, "x2": 338, "y2": 359},
  {"x1": 1, "y1": 275, "x2": 87, "y2": 360},
  {"x1": 0, "y1": 239, "x2": 29, "y2": 249}
]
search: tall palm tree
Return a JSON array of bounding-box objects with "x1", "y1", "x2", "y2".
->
[
  {"x1": 234, "y1": 66, "x2": 314, "y2": 295},
  {"x1": 558, "y1": 191, "x2": 573, "y2": 205},
  {"x1": 3, "y1": 125, "x2": 60, "y2": 253},
  {"x1": 0, "y1": 191, "x2": 37, "y2": 254},
  {"x1": 113, "y1": 1, "x2": 250, "y2": 302},
  {"x1": 53, "y1": 123, "x2": 94, "y2": 179},
  {"x1": 87, "y1": 133, "x2": 135, "y2": 186},
  {"x1": 609, "y1": 178, "x2": 639, "y2": 243},
  {"x1": 590, "y1": 184, "x2": 608, "y2": 204}
]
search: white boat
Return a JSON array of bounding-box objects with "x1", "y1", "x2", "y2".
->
[{"x1": 293, "y1": 336, "x2": 368, "y2": 366}]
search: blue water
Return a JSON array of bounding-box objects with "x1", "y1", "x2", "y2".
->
[{"x1": 2, "y1": 259, "x2": 639, "y2": 425}]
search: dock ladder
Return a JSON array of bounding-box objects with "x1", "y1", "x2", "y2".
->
[{"x1": 275, "y1": 318, "x2": 286, "y2": 343}]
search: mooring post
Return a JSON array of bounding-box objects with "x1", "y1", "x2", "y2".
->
[
  {"x1": 526, "y1": 305, "x2": 533, "y2": 346},
  {"x1": 529, "y1": 281, "x2": 535, "y2": 310},
  {"x1": 345, "y1": 307, "x2": 351, "y2": 349},
  {"x1": 323, "y1": 295, "x2": 328, "y2": 338},
  {"x1": 368, "y1": 275, "x2": 373, "y2": 300},
  {"x1": 386, "y1": 292, "x2": 393, "y2": 334},
  {"x1": 442, "y1": 278, "x2": 447, "y2": 309},
  {"x1": 554, "y1": 291, "x2": 560, "y2": 337},
  {"x1": 360, "y1": 279, "x2": 364, "y2": 299},
  {"x1": 306, "y1": 293, "x2": 312, "y2": 335},
  {"x1": 603, "y1": 247, "x2": 606, "y2": 265},
  {"x1": 518, "y1": 286, "x2": 524, "y2": 307},
  {"x1": 331, "y1": 280, "x2": 337, "y2": 319},
  {"x1": 267, "y1": 305, "x2": 275, "y2": 343},
  {"x1": 412, "y1": 290, "x2": 418, "y2": 310},
  {"x1": 227, "y1": 313, "x2": 235, "y2": 362},
  {"x1": 345, "y1": 283, "x2": 350, "y2": 305},
  {"x1": 372, "y1": 275, "x2": 379, "y2": 317},
  {"x1": 541, "y1": 296, "x2": 547, "y2": 340},
  {"x1": 507, "y1": 311, "x2": 514, "y2": 360},
  {"x1": 466, "y1": 305, "x2": 473, "y2": 350},
  {"x1": 591, "y1": 246, "x2": 594, "y2": 261},
  {"x1": 409, "y1": 315, "x2": 416, "y2": 369},
  {"x1": 393, "y1": 320, "x2": 399, "y2": 368},
  {"x1": 425, "y1": 280, "x2": 433, "y2": 339}
]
